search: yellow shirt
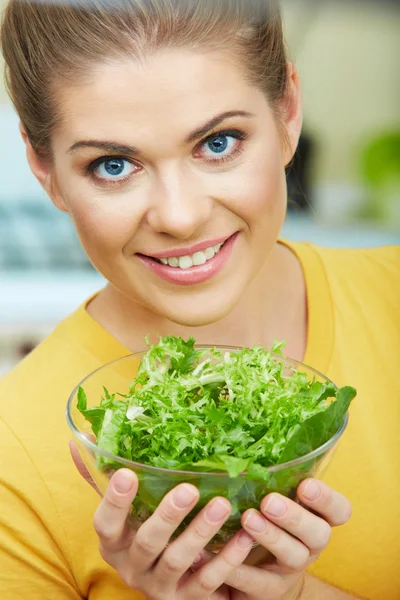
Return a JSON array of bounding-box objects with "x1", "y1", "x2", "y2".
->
[{"x1": 0, "y1": 242, "x2": 399, "y2": 600}]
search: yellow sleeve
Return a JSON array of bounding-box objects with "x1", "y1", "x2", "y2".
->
[{"x1": 0, "y1": 418, "x2": 81, "y2": 600}]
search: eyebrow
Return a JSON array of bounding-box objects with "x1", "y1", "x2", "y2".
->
[
  {"x1": 67, "y1": 110, "x2": 255, "y2": 155},
  {"x1": 68, "y1": 140, "x2": 140, "y2": 155},
  {"x1": 184, "y1": 110, "x2": 255, "y2": 144}
]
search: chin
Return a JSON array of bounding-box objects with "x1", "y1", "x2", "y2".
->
[{"x1": 157, "y1": 295, "x2": 238, "y2": 328}]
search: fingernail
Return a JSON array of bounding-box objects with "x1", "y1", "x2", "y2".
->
[
  {"x1": 192, "y1": 553, "x2": 203, "y2": 566},
  {"x1": 206, "y1": 498, "x2": 230, "y2": 523},
  {"x1": 303, "y1": 480, "x2": 321, "y2": 501},
  {"x1": 173, "y1": 484, "x2": 198, "y2": 509},
  {"x1": 264, "y1": 496, "x2": 287, "y2": 518},
  {"x1": 237, "y1": 530, "x2": 254, "y2": 549},
  {"x1": 113, "y1": 470, "x2": 134, "y2": 494},
  {"x1": 244, "y1": 510, "x2": 267, "y2": 533}
]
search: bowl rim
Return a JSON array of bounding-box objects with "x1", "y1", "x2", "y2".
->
[{"x1": 66, "y1": 346, "x2": 348, "y2": 477}]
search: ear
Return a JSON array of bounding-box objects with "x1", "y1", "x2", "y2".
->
[
  {"x1": 19, "y1": 122, "x2": 69, "y2": 213},
  {"x1": 280, "y1": 62, "x2": 303, "y2": 166}
]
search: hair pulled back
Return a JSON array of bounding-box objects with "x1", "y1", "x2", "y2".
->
[{"x1": 1, "y1": 0, "x2": 288, "y2": 160}]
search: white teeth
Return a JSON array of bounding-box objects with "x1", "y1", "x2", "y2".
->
[
  {"x1": 178, "y1": 255, "x2": 193, "y2": 270},
  {"x1": 160, "y1": 242, "x2": 223, "y2": 269},
  {"x1": 204, "y1": 247, "x2": 215, "y2": 260},
  {"x1": 192, "y1": 251, "x2": 207, "y2": 266}
]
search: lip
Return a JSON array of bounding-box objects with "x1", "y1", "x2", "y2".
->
[
  {"x1": 144, "y1": 235, "x2": 231, "y2": 260},
  {"x1": 137, "y1": 232, "x2": 239, "y2": 286}
]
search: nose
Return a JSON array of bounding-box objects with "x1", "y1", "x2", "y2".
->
[{"x1": 146, "y1": 166, "x2": 212, "y2": 239}]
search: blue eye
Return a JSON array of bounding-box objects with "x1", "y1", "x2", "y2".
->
[
  {"x1": 203, "y1": 134, "x2": 235, "y2": 157},
  {"x1": 198, "y1": 129, "x2": 246, "y2": 162},
  {"x1": 207, "y1": 135, "x2": 229, "y2": 154},
  {"x1": 93, "y1": 157, "x2": 136, "y2": 180}
]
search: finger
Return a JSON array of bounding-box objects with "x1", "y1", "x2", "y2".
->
[
  {"x1": 225, "y1": 561, "x2": 298, "y2": 598},
  {"x1": 151, "y1": 496, "x2": 232, "y2": 587},
  {"x1": 128, "y1": 483, "x2": 200, "y2": 574},
  {"x1": 297, "y1": 479, "x2": 352, "y2": 526},
  {"x1": 69, "y1": 439, "x2": 101, "y2": 495},
  {"x1": 189, "y1": 549, "x2": 212, "y2": 571},
  {"x1": 259, "y1": 492, "x2": 332, "y2": 556},
  {"x1": 93, "y1": 469, "x2": 138, "y2": 553},
  {"x1": 242, "y1": 509, "x2": 310, "y2": 570},
  {"x1": 182, "y1": 529, "x2": 254, "y2": 599},
  {"x1": 190, "y1": 538, "x2": 272, "y2": 572}
]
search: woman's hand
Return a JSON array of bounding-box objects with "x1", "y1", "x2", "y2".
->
[
  {"x1": 70, "y1": 441, "x2": 255, "y2": 599},
  {"x1": 193, "y1": 479, "x2": 352, "y2": 600},
  {"x1": 71, "y1": 443, "x2": 351, "y2": 599},
  {"x1": 94, "y1": 470, "x2": 259, "y2": 599}
]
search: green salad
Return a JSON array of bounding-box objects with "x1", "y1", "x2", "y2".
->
[{"x1": 78, "y1": 335, "x2": 356, "y2": 479}]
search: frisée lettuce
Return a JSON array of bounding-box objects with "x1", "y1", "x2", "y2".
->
[{"x1": 78, "y1": 336, "x2": 356, "y2": 479}]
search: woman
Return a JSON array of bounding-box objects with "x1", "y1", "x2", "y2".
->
[{"x1": 0, "y1": 1, "x2": 398, "y2": 599}]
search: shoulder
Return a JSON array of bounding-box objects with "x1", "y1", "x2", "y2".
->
[
  {"x1": 291, "y1": 242, "x2": 399, "y2": 307},
  {"x1": 0, "y1": 308, "x2": 103, "y2": 463},
  {"x1": 291, "y1": 242, "x2": 399, "y2": 276},
  {"x1": 311, "y1": 244, "x2": 399, "y2": 277},
  {"x1": 0, "y1": 316, "x2": 89, "y2": 406},
  {"x1": 285, "y1": 242, "x2": 400, "y2": 367},
  {"x1": 314, "y1": 244, "x2": 399, "y2": 311},
  {"x1": 0, "y1": 306, "x2": 103, "y2": 528}
]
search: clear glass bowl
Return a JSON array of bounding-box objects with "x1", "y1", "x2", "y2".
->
[{"x1": 66, "y1": 348, "x2": 348, "y2": 552}]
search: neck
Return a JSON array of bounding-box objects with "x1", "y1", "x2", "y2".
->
[{"x1": 87, "y1": 242, "x2": 307, "y2": 361}]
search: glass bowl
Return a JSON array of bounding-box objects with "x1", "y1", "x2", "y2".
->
[{"x1": 66, "y1": 348, "x2": 348, "y2": 552}]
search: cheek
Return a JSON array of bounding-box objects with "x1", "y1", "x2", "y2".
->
[
  {"x1": 247, "y1": 160, "x2": 286, "y2": 219},
  {"x1": 53, "y1": 159, "x2": 146, "y2": 256},
  {"x1": 64, "y1": 192, "x2": 140, "y2": 260},
  {"x1": 223, "y1": 142, "x2": 287, "y2": 224}
]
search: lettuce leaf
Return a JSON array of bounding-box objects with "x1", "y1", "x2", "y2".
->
[
  {"x1": 279, "y1": 386, "x2": 357, "y2": 463},
  {"x1": 77, "y1": 387, "x2": 105, "y2": 437},
  {"x1": 95, "y1": 401, "x2": 127, "y2": 468},
  {"x1": 77, "y1": 336, "x2": 356, "y2": 477},
  {"x1": 194, "y1": 455, "x2": 251, "y2": 478}
]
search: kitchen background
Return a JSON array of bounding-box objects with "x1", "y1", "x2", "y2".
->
[{"x1": 0, "y1": 0, "x2": 399, "y2": 374}]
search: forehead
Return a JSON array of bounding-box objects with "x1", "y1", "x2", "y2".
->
[{"x1": 55, "y1": 49, "x2": 266, "y2": 145}]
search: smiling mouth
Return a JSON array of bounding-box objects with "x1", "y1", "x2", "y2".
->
[
  {"x1": 137, "y1": 232, "x2": 239, "y2": 285},
  {"x1": 142, "y1": 237, "x2": 231, "y2": 270}
]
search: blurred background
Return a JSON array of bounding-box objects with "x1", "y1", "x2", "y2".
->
[{"x1": 0, "y1": 0, "x2": 399, "y2": 373}]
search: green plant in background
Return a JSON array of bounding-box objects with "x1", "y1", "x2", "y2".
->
[{"x1": 359, "y1": 131, "x2": 400, "y2": 226}]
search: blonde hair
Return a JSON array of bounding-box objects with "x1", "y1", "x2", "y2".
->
[{"x1": 1, "y1": 0, "x2": 289, "y2": 160}]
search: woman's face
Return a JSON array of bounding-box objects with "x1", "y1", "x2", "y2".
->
[{"x1": 43, "y1": 50, "x2": 300, "y2": 326}]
